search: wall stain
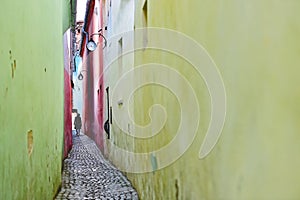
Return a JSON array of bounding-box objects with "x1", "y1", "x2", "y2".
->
[
  {"x1": 9, "y1": 50, "x2": 17, "y2": 79},
  {"x1": 4, "y1": 87, "x2": 8, "y2": 97},
  {"x1": 11, "y1": 63, "x2": 14, "y2": 78},
  {"x1": 27, "y1": 130, "x2": 34, "y2": 157},
  {"x1": 175, "y1": 179, "x2": 179, "y2": 200}
]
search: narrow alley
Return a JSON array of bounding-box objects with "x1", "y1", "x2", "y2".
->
[
  {"x1": 55, "y1": 135, "x2": 138, "y2": 200},
  {"x1": 1, "y1": 0, "x2": 300, "y2": 199}
]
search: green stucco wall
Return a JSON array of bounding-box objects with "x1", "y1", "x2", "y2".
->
[
  {"x1": 0, "y1": 1, "x2": 69, "y2": 199},
  {"x1": 63, "y1": 0, "x2": 71, "y2": 33},
  {"x1": 107, "y1": 0, "x2": 300, "y2": 199}
]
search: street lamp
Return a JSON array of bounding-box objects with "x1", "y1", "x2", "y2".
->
[{"x1": 82, "y1": 28, "x2": 107, "y2": 52}]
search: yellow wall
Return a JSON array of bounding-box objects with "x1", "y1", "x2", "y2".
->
[
  {"x1": 0, "y1": 0, "x2": 69, "y2": 199},
  {"x1": 106, "y1": 0, "x2": 300, "y2": 199}
]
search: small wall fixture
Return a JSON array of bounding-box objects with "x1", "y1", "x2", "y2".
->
[
  {"x1": 78, "y1": 73, "x2": 84, "y2": 80},
  {"x1": 104, "y1": 87, "x2": 110, "y2": 139},
  {"x1": 78, "y1": 69, "x2": 87, "y2": 80},
  {"x1": 117, "y1": 99, "x2": 123, "y2": 107},
  {"x1": 82, "y1": 28, "x2": 107, "y2": 52}
]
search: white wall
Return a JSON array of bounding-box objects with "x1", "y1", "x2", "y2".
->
[{"x1": 102, "y1": 0, "x2": 135, "y2": 164}]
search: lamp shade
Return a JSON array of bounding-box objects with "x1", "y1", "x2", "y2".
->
[{"x1": 86, "y1": 40, "x2": 97, "y2": 51}]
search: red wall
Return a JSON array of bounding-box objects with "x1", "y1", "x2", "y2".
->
[
  {"x1": 63, "y1": 32, "x2": 72, "y2": 158},
  {"x1": 64, "y1": 70, "x2": 72, "y2": 158}
]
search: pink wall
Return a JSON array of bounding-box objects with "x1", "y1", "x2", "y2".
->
[{"x1": 81, "y1": 0, "x2": 104, "y2": 151}]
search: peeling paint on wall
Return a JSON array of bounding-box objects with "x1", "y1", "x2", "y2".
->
[{"x1": 27, "y1": 130, "x2": 33, "y2": 157}]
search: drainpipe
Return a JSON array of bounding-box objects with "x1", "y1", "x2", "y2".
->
[
  {"x1": 70, "y1": 0, "x2": 77, "y2": 72},
  {"x1": 79, "y1": 0, "x2": 96, "y2": 57},
  {"x1": 70, "y1": 0, "x2": 77, "y2": 108}
]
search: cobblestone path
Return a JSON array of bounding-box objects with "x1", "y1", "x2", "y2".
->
[{"x1": 55, "y1": 135, "x2": 139, "y2": 200}]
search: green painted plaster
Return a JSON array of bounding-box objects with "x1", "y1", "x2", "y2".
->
[
  {"x1": 0, "y1": 1, "x2": 69, "y2": 199},
  {"x1": 62, "y1": 0, "x2": 71, "y2": 33}
]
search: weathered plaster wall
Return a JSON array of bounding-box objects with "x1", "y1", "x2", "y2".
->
[
  {"x1": 102, "y1": 0, "x2": 135, "y2": 160},
  {"x1": 0, "y1": 0, "x2": 69, "y2": 199},
  {"x1": 81, "y1": 0, "x2": 105, "y2": 151},
  {"x1": 63, "y1": 30, "x2": 73, "y2": 158},
  {"x1": 107, "y1": 0, "x2": 300, "y2": 199}
]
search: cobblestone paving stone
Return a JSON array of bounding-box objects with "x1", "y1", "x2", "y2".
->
[{"x1": 55, "y1": 135, "x2": 139, "y2": 200}]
